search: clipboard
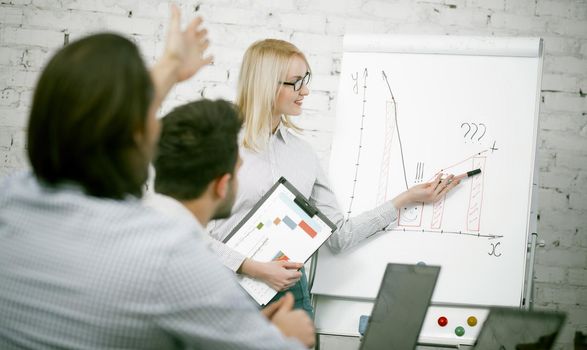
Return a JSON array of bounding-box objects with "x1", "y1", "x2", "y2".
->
[{"x1": 223, "y1": 177, "x2": 337, "y2": 305}]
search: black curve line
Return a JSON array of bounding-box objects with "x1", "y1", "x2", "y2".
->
[
  {"x1": 382, "y1": 70, "x2": 408, "y2": 190},
  {"x1": 346, "y1": 68, "x2": 368, "y2": 220},
  {"x1": 389, "y1": 227, "x2": 503, "y2": 239}
]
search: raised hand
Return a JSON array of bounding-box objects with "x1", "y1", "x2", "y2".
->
[
  {"x1": 150, "y1": 4, "x2": 213, "y2": 109},
  {"x1": 164, "y1": 4, "x2": 213, "y2": 82}
]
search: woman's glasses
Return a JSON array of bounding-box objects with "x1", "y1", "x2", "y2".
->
[{"x1": 281, "y1": 71, "x2": 311, "y2": 91}]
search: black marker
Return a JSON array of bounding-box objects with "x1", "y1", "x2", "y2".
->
[{"x1": 454, "y1": 168, "x2": 482, "y2": 181}]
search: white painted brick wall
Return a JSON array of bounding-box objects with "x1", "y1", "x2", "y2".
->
[
  {"x1": 0, "y1": 0, "x2": 586, "y2": 348},
  {"x1": 542, "y1": 73, "x2": 579, "y2": 92},
  {"x1": 2, "y1": 27, "x2": 64, "y2": 47},
  {"x1": 534, "y1": 265, "x2": 567, "y2": 285}
]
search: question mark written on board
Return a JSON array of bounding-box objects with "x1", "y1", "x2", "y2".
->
[
  {"x1": 461, "y1": 123, "x2": 471, "y2": 139},
  {"x1": 477, "y1": 123, "x2": 486, "y2": 141},
  {"x1": 461, "y1": 122, "x2": 487, "y2": 142},
  {"x1": 470, "y1": 123, "x2": 479, "y2": 140}
]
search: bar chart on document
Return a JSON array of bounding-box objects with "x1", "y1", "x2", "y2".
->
[
  {"x1": 225, "y1": 182, "x2": 334, "y2": 305},
  {"x1": 313, "y1": 50, "x2": 538, "y2": 306}
]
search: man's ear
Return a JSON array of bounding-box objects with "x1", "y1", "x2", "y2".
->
[{"x1": 213, "y1": 173, "x2": 232, "y2": 200}]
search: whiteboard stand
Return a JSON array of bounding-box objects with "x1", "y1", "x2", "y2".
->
[
  {"x1": 524, "y1": 232, "x2": 538, "y2": 310},
  {"x1": 524, "y1": 232, "x2": 547, "y2": 311},
  {"x1": 523, "y1": 38, "x2": 544, "y2": 312}
]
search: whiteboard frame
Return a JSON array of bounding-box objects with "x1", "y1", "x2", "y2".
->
[{"x1": 523, "y1": 37, "x2": 544, "y2": 311}]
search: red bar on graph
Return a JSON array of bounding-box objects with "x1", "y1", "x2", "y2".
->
[{"x1": 299, "y1": 220, "x2": 317, "y2": 238}]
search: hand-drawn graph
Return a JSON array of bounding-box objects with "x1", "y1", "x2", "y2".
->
[
  {"x1": 350, "y1": 70, "x2": 501, "y2": 241},
  {"x1": 370, "y1": 70, "x2": 498, "y2": 238}
]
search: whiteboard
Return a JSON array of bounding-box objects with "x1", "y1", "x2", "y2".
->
[{"x1": 311, "y1": 35, "x2": 542, "y2": 345}]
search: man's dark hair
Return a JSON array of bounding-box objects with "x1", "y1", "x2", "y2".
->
[
  {"x1": 27, "y1": 33, "x2": 154, "y2": 199},
  {"x1": 154, "y1": 99, "x2": 242, "y2": 200}
]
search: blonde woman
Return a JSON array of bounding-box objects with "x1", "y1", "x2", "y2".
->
[{"x1": 208, "y1": 39, "x2": 461, "y2": 315}]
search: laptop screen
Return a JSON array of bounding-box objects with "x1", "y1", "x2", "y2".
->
[
  {"x1": 360, "y1": 263, "x2": 440, "y2": 350},
  {"x1": 473, "y1": 307, "x2": 565, "y2": 350}
]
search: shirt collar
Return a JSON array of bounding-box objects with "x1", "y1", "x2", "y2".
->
[{"x1": 275, "y1": 120, "x2": 291, "y2": 145}]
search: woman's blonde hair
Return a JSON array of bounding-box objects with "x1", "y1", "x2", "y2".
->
[{"x1": 236, "y1": 39, "x2": 310, "y2": 151}]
